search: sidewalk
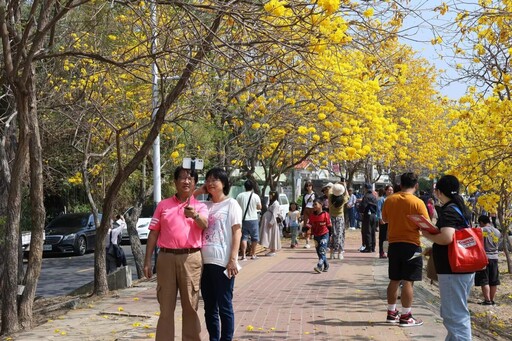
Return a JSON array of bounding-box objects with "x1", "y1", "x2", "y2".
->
[{"x1": 11, "y1": 230, "x2": 469, "y2": 340}]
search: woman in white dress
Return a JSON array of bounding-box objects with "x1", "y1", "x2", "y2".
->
[{"x1": 259, "y1": 191, "x2": 282, "y2": 256}]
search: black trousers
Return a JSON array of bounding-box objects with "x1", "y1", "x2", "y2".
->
[
  {"x1": 378, "y1": 223, "x2": 388, "y2": 255},
  {"x1": 362, "y1": 213, "x2": 377, "y2": 251}
]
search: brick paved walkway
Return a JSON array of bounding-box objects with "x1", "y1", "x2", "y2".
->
[{"x1": 11, "y1": 229, "x2": 462, "y2": 340}]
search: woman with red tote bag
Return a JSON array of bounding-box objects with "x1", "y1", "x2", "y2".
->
[{"x1": 422, "y1": 175, "x2": 474, "y2": 341}]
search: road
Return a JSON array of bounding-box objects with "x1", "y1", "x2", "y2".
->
[{"x1": 33, "y1": 245, "x2": 141, "y2": 297}]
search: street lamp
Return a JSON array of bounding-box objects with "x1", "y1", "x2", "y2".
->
[{"x1": 150, "y1": 0, "x2": 160, "y2": 206}]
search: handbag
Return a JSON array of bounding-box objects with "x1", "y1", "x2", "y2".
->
[{"x1": 448, "y1": 206, "x2": 488, "y2": 273}]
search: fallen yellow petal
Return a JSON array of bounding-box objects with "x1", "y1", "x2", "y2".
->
[
  {"x1": 305, "y1": 331, "x2": 310, "y2": 334},
  {"x1": 133, "y1": 322, "x2": 141, "y2": 327},
  {"x1": 118, "y1": 307, "x2": 124, "y2": 312},
  {"x1": 60, "y1": 331, "x2": 67, "y2": 336},
  {"x1": 270, "y1": 327, "x2": 275, "y2": 331},
  {"x1": 246, "y1": 325, "x2": 254, "y2": 331},
  {"x1": 148, "y1": 333, "x2": 155, "y2": 338},
  {"x1": 133, "y1": 297, "x2": 140, "y2": 301},
  {"x1": 154, "y1": 312, "x2": 160, "y2": 316},
  {"x1": 54, "y1": 329, "x2": 60, "y2": 333}
]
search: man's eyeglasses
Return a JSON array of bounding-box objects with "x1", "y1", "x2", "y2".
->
[{"x1": 178, "y1": 176, "x2": 193, "y2": 182}]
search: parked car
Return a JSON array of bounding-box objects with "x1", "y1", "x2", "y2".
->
[
  {"x1": 21, "y1": 230, "x2": 45, "y2": 255},
  {"x1": 122, "y1": 205, "x2": 154, "y2": 243},
  {"x1": 43, "y1": 213, "x2": 101, "y2": 256},
  {"x1": 264, "y1": 193, "x2": 290, "y2": 215},
  {"x1": 261, "y1": 193, "x2": 290, "y2": 218}
]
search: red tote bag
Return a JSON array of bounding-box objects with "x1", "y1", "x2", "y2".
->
[
  {"x1": 448, "y1": 227, "x2": 488, "y2": 273},
  {"x1": 447, "y1": 205, "x2": 488, "y2": 273}
]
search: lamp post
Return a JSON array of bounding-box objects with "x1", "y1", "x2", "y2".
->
[{"x1": 151, "y1": 0, "x2": 161, "y2": 205}]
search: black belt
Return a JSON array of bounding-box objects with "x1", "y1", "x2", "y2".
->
[{"x1": 159, "y1": 247, "x2": 200, "y2": 254}]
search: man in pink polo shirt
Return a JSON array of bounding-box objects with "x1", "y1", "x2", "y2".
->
[{"x1": 143, "y1": 166, "x2": 208, "y2": 341}]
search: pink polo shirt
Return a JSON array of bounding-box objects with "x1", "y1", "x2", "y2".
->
[{"x1": 149, "y1": 195, "x2": 208, "y2": 249}]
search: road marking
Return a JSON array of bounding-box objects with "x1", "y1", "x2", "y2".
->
[{"x1": 77, "y1": 267, "x2": 94, "y2": 273}]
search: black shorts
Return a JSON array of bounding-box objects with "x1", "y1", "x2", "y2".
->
[
  {"x1": 388, "y1": 242, "x2": 423, "y2": 281},
  {"x1": 475, "y1": 258, "x2": 500, "y2": 286}
]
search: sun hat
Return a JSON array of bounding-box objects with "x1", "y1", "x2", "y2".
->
[
  {"x1": 332, "y1": 183, "x2": 346, "y2": 196},
  {"x1": 322, "y1": 182, "x2": 334, "y2": 190}
]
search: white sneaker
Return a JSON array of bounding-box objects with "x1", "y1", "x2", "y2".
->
[
  {"x1": 349, "y1": 227, "x2": 356, "y2": 230},
  {"x1": 304, "y1": 244, "x2": 311, "y2": 249},
  {"x1": 338, "y1": 253, "x2": 344, "y2": 260}
]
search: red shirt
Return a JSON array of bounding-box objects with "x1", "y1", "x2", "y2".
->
[{"x1": 307, "y1": 211, "x2": 331, "y2": 236}]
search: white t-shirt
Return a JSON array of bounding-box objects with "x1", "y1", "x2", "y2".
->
[
  {"x1": 202, "y1": 198, "x2": 243, "y2": 267},
  {"x1": 304, "y1": 193, "x2": 315, "y2": 209},
  {"x1": 236, "y1": 191, "x2": 261, "y2": 221},
  {"x1": 106, "y1": 219, "x2": 125, "y2": 247}
]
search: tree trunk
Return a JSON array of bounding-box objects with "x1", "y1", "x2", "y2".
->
[
  {"x1": 1, "y1": 96, "x2": 30, "y2": 334},
  {"x1": 19, "y1": 74, "x2": 45, "y2": 329}
]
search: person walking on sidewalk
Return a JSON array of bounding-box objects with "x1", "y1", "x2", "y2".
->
[
  {"x1": 200, "y1": 167, "x2": 243, "y2": 341},
  {"x1": 423, "y1": 175, "x2": 477, "y2": 340},
  {"x1": 475, "y1": 214, "x2": 501, "y2": 306},
  {"x1": 143, "y1": 166, "x2": 208, "y2": 341},
  {"x1": 308, "y1": 198, "x2": 332, "y2": 273},
  {"x1": 382, "y1": 172, "x2": 428, "y2": 327},
  {"x1": 359, "y1": 183, "x2": 378, "y2": 253},
  {"x1": 236, "y1": 180, "x2": 262, "y2": 260},
  {"x1": 106, "y1": 214, "x2": 127, "y2": 274},
  {"x1": 259, "y1": 190, "x2": 282, "y2": 256},
  {"x1": 346, "y1": 188, "x2": 357, "y2": 229},
  {"x1": 286, "y1": 202, "x2": 301, "y2": 248},
  {"x1": 376, "y1": 185, "x2": 394, "y2": 258},
  {"x1": 301, "y1": 180, "x2": 316, "y2": 248},
  {"x1": 329, "y1": 183, "x2": 349, "y2": 259}
]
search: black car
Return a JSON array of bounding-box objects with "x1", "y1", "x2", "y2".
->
[{"x1": 43, "y1": 213, "x2": 101, "y2": 256}]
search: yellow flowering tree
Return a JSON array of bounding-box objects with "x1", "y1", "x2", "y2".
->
[{"x1": 444, "y1": 0, "x2": 512, "y2": 272}]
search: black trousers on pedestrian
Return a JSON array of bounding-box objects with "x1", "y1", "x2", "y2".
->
[
  {"x1": 378, "y1": 223, "x2": 388, "y2": 255},
  {"x1": 362, "y1": 213, "x2": 377, "y2": 251}
]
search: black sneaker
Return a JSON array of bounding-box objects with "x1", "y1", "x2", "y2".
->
[
  {"x1": 386, "y1": 309, "x2": 400, "y2": 323},
  {"x1": 478, "y1": 300, "x2": 493, "y2": 306},
  {"x1": 399, "y1": 313, "x2": 423, "y2": 327},
  {"x1": 323, "y1": 267, "x2": 329, "y2": 272}
]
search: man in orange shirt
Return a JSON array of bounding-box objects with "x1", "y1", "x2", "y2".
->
[{"x1": 382, "y1": 172, "x2": 429, "y2": 327}]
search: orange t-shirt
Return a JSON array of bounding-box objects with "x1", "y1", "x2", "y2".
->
[{"x1": 382, "y1": 192, "x2": 429, "y2": 246}]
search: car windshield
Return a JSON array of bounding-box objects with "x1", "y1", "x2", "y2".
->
[
  {"x1": 126, "y1": 205, "x2": 155, "y2": 218},
  {"x1": 47, "y1": 214, "x2": 87, "y2": 229},
  {"x1": 141, "y1": 205, "x2": 154, "y2": 218}
]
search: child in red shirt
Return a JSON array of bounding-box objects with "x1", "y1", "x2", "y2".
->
[{"x1": 307, "y1": 198, "x2": 332, "y2": 273}]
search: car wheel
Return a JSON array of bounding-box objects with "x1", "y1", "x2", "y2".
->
[{"x1": 75, "y1": 236, "x2": 87, "y2": 256}]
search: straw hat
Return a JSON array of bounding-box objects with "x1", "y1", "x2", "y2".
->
[{"x1": 332, "y1": 183, "x2": 346, "y2": 196}]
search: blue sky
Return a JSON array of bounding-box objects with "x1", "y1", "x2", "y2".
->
[{"x1": 398, "y1": 1, "x2": 478, "y2": 100}]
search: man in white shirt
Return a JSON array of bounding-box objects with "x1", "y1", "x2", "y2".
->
[
  {"x1": 106, "y1": 214, "x2": 127, "y2": 273},
  {"x1": 346, "y1": 188, "x2": 357, "y2": 229},
  {"x1": 236, "y1": 180, "x2": 262, "y2": 260}
]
